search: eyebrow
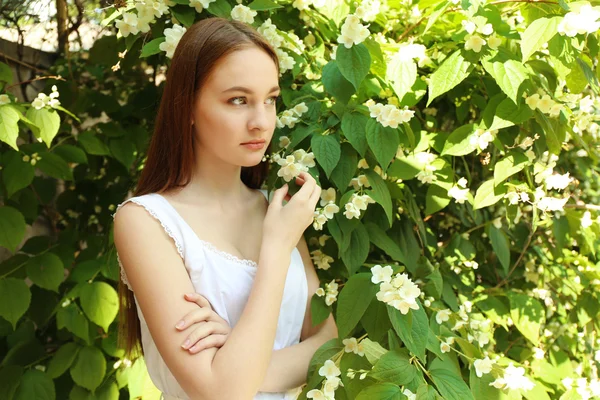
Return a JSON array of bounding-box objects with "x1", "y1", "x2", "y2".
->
[{"x1": 222, "y1": 86, "x2": 280, "y2": 94}]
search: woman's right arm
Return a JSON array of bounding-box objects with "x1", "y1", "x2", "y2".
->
[{"x1": 114, "y1": 173, "x2": 320, "y2": 400}]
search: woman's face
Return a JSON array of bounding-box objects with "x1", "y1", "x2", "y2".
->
[{"x1": 192, "y1": 46, "x2": 280, "y2": 168}]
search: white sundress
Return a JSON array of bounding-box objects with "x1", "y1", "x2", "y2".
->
[{"x1": 115, "y1": 190, "x2": 308, "y2": 400}]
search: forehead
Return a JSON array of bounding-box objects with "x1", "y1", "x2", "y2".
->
[{"x1": 204, "y1": 47, "x2": 279, "y2": 93}]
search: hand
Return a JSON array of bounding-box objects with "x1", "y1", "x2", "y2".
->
[
  {"x1": 175, "y1": 293, "x2": 231, "y2": 354},
  {"x1": 263, "y1": 171, "x2": 321, "y2": 252}
]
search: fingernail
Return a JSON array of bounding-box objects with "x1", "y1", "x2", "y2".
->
[
  {"x1": 175, "y1": 320, "x2": 185, "y2": 329},
  {"x1": 182, "y1": 339, "x2": 190, "y2": 349}
]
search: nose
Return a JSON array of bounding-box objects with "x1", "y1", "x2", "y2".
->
[{"x1": 248, "y1": 104, "x2": 272, "y2": 132}]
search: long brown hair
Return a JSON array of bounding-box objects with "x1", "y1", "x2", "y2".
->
[{"x1": 118, "y1": 17, "x2": 280, "y2": 358}]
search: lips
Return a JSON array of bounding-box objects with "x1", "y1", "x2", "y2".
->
[{"x1": 241, "y1": 139, "x2": 266, "y2": 145}]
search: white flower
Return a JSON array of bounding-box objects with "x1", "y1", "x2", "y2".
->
[
  {"x1": 278, "y1": 136, "x2": 290, "y2": 148},
  {"x1": 323, "y1": 377, "x2": 341, "y2": 398},
  {"x1": 292, "y1": 0, "x2": 313, "y2": 11},
  {"x1": 490, "y1": 363, "x2": 535, "y2": 391},
  {"x1": 533, "y1": 347, "x2": 545, "y2": 359},
  {"x1": 416, "y1": 168, "x2": 437, "y2": 184},
  {"x1": 320, "y1": 188, "x2": 336, "y2": 206},
  {"x1": 395, "y1": 43, "x2": 427, "y2": 63},
  {"x1": 376, "y1": 272, "x2": 421, "y2": 314},
  {"x1": 436, "y1": 309, "x2": 451, "y2": 324},
  {"x1": 536, "y1": 196, "x2": 568, "y2": 213},
  {"x1": 474, "y1": 357, "x2": 494, "y2": 377},
  {"x1": 343, "y1": 338, "x2": 365, "y2": 356},
  {"x1": 189, "y1": 0, "x2": 216, "y2": 13},
  {"x1": 275, "y1": 48, "x2": 295, "y2": 73},
  {"x1": 545, "y1": 172, "x2": 572, "y2": 190},
  {"x1": 470, "y1": 129, "x2": 496, "y2": 151},
  {"x1": 0, "y1": 94, "x2": 10, "y2": 105},
  {"x1": 355, "y1": 0, "x2": 381, "y2": 21},
  {"x1": 318, "y1": 360, "x2": 341, "y2": 379},
  {"x1": 313, "y1": 211, "x2": 328, "y2": 230},
  {"x1": 487, "y1": 34, "x2": 502, "y2": 49},
  {"x1": 464, "y1": 35, "x2": 486, "y2": 52},
  {"x1": 344, "y1": 202, "x2": 361, "y2": 219},
  {"x1": 159, "y1": 24, "x2": 187, "y2": 58},
  {"x1": 581, "y1": 211, "x2": 593, "y2": 228},
  {"x1": 549, "y1": 103, "x2": 563, "y2": 118},
  {"x1": 315, "y1": 288, "x2": 325, "y2": 297},
  {"x1": 32, "y1": 96, "x2": 45, "y2": 110},
  {"x1": 258, "y1": 19, "x2": 284, "y2": 48},
  {"x1": 322, "y1": 203, "x2": 339, "y2": 219},
  {"x1": 371, "y1": 265, "x2": 394, "y2": 284},
  {"x1": 277, "y1": 155, "x2": 303, "y2": 182},
  {"x1": 440, "y1": 341, "x2": 451, "y2": 353},
  {"x1": 462, "y1": 20, "x2": 477, "y2": 34},
  {"x1": 337, "y1": 14, "x2": 370, "y2": 48},
  {"x1": 230, "y1": 4, "x2": 257, "y2": 24},
  {"x1": 115, "y1": 13, "x2": 140, "y2": 37},
  {"x1": 457, "y1": 177, "x2": 468, "y2": 188},
  {"x1": 526, "y1": 93, "x2": 540, "y2": 110},
  {"x1": 537, "y1": 95, "x2": 555, "y2": 114},
  {"x1": 558, "y1": 3, "x2": 600, "y2": 37},
  {"x1": 448, "y1": 185, "x2": 469, "y2": 204},
  {"x1": 311, "y1": 249, "x2": 334, "y2": 270},
  {"x1": 325, "y1": 293, "x2": 337, "y2": 306},
  {"x1": 306, "y1": 389, "x2": 327, "y2": 400},
  {"x1": 403, "y1": 388, "x2": 416, "y2": 400},
  {"x1": 293, "y1": 102, "x2": 309, "y2": 116}
]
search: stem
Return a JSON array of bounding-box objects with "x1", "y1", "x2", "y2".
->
[
  {"x1": 6, "y1": 75, "x2": 65, "y2": 91},
  {"x1": 564, "y1": 203, "x2": 600, "y2": 211}
]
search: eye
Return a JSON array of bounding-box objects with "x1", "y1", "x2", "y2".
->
[
  {"x1": 229, "y1": 97, "x2": 246, "y2": 105},
  {"x1": 266, "y1": 95, "x2": 279, "y2": 105}
]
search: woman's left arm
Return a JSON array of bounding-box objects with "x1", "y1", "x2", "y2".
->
[{"x1": 258, "y1": 235, "x2": 338, "y2": 393}]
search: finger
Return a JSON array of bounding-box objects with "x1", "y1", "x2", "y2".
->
[
  {"x1": 188, "y1": 334, "x2": 228, "y2": 354},
  {"x1": 271, "y1": 184, "x2": 289, "y2": 206},
  {"x1": 183, "y1": 292, "x2": 212, "y2": 309},
  {"x1": 175, "y1": 308, "x2": 213, "y2": 330},
  {"x1": 308, "y1": 184, "x2": 322, "y2": 209},
  {"x1": 182, "y1": 321, "x2": 230, "y2": 350}
]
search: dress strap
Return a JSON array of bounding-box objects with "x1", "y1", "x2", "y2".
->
[{"x1": 113, "y1": 194, "x2": 186, "y2": 291}]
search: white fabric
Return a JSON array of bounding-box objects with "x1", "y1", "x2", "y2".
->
[{"x1": 115, "y1": 190, "x2": 308, "y2": 399}]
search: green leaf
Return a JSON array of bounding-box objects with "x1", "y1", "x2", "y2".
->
[
  {"x1": 473, "y1": 179, "x2": 507, "y2": 210},
  {"x1": 476, "y1": 296, "x2": 510, "y2": 330},
  {"x1": 507, "y1": 292, "x2": 545, "y2": 345},
  {"x1": 521, "y1": 17, "x2": 561, "y2": 62},
  {"x1": 322, "y1": 61, "x2": 355, "y2": 104},
  {"x1": 364, "y1": 169, "x2": 393, "y2": 226},
  {"x1": 341, "y1": 223, "x2": 370, "y2": 275},
  {"x1": 70, "y1": 346, "x2": 106, "y2": 392},
  {"x1": 337, "y1": 44, "x2": 371, "y2": 91},
  {"x1": 171, "y1": 6, "x2": 195, "y2": 27},
  {"x1": 289, "y1": 124, "x2": 318, "y2": 149},
  {"x1": 370, "y1": 349, "x2": 417, "y2": 385},
  {"x1": 110, "y1": 137, "x2": 136, "y2": 169},
  {"x1": 469, "y1": 368, "x2": 508, "y2": 400},
  {"x1": 441, "y1": 124, "x2": 476, "y2": 156},
  {"x1": 489, "y1": 226, "x2": 510, "y2": 275},
  {"x1": 336, "y1": 273, "x2": 379, "y2": 338},
  {"x1": 80, "y1": 282, "x2": 119, "y2": 332},
  {"x1": 0, "y1": 366, "x2": 23, "y2": 399},
  {"x1": 427, "y1": 50, "x2": 473, "y2": 106},
  {"x1": 56, "y1": 304, "x2": 90, "y2": 343},
  {"x1": 0, "y1": 105, "x2": 21, "y2": 150},
  {"x1": 248, "y1": 0, "x2": 284, "y2": 10},
  {"x1": 356, "y1": 383, "x2": 403, "y2": 400},
  {"x1": 0, "y1": 207, "x2": 26, "y2": 252},
  {"x1": 341, "y1": 112, "x2": 368, "y2": 156},
  {"x1": 206, "y1": 0, "x2": 232, "y2": 18},
  {"x1": 77, "y1": 131, "x2": 111, "y2": 156},
  {"x1": 361, "y1": 338, "x2": 388, "y2": 365},
  {"x1": 366, "y1": 118, "x2": 399, "y2": 171},
  {"x1": 46, "y1": 342, "x2": 81, "y2": 379},
  {"x1": 25, "y1": 108, "x2": 60, "y2": 147},
  {"x1": 494, "y1": 150, "x2": 529, "y2": 185},
  {"x1": 488, "y1": 98, "x2": 533, "y2": 131},
  {"x1": 311, "y1": 134, "x2": 341, "y2": 178},
  {"x1": 25, "y1": 253, "x2": 64, "y2": 292},
  {"x1": 388, "y1": 301, "x2": 428, "y2": 361},
  {"x1": 310, "y1": 295, "x2": 331, "y2": 326},
  {"x1": 0, "y1": 62, "x2": 13, "y2": 85},
  {"x1": 535, "y1": 112, "x2": 566, "y2": 155},
  {"x1": 387, "y1": 57, "x2": 417, "y2": 101},
  {"x1": 430, "y1": 366, "x2": 475, "y2": 400},
  {"x1": 3, "y1": 153, "x2": 34, "y2": 198},
  {"x1": 53, "y1": 144, "x2": 88, "y2": 164},
  {"x1": 0, "y1": 278, "x2": 31, "y2": 329},
  {"x1": 36, "y1": 152, "x2": 73, "y2": 181},
  {"x1": 140, "y1": 37, "x2": 166, "y2": 58},
  {"x1": 14, "y1": 370, "x2": 55, "y2": 400},
  {"x1": 365, "y1": 222, "x2": 406, "y2": 263},
  {"x1": 331, "y1": 143, "x2": 358, "y2": 190},
  {"x1": 424, "y1": 1, "x2": 450, "y2": 34},
  {"x1": 426, "y1": 184, "x2": 451, "y2": 215},
  {"x1": 481, "y1": 50, "x2": 529, "y2": 104}
]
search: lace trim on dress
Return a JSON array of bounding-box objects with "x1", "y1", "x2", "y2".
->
[
  {"x1": 194, "y1": 238, "x2": 258, "y2": 268},
  {"x1": 113, "y1": 199, "x2": 185, "y2": 291}
]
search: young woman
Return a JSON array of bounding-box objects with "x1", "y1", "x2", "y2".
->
[{"x1": 113, "y1": 18, "x2": 338, "y2": 400}]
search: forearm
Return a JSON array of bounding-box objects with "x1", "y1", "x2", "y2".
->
[
  {"x1": 208, "y1": 243, "x2": 291, "y2": 398},
  {"x1": 259, "y1": 326, "x2": 338, "y2": 392}
]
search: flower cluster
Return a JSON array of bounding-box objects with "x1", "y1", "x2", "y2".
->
[
  {"x1": 470, "y1": 128, "x2": 497, "y2": 151},
  {"x1": 490, "y1": 363, "x2": 535, "y2": 392},
  {"x1": 372, "y1": 265, "x2": 422, "y2": 314},
  {"x1": 307, "y1": 360, "x2": 343, "y2": 400},
  {"x1": 310, "y1": 249, "x2": 334, "y2": 270},
  {"x1": 273, "y1": 149, "x2": 315, "y2": 182},
  {"x1": 32, "y1": 85, "x2": 60, "y2": 110},
  {"x1": 473, "y1": 356, "x2": 494, "y2": 377},
  {"x1": 448, "y1": 177, "x2": 469, "y2": 204},
  {"x1": 115, "y1": 0, "x2": 171, "y2": 37},
  {"x1": 315, "y1": 280, "x2": 339, "y2": 306},
  {"x1": 22, "y1": 153, "x2": 42, "y2": 166},
  {"x1": 313, "y1": 188, "x2": 340, "y2": 230},
  {"x1": 258, "y1": 19, "x2": 296, "y2": 73},
  {"x1": 230, "y1": 5, "x2": 257, "y2": 24},
  {"x1": 525, "y1": 92, "x2": 563, "y2": 118},
  {"x1": 355, "y1": 0, "x2": 382, "y2": 22},
  {"x1": 393, "y1": 42, "x2": 429, "y2": 67},
  {"x1": 158, "y1": 24, "x2": 187, "y2": 58},
  {"x1": 414, "y1": 151, "x2": 438, "y2": 184},
  {"x1": 343, "y1": 193, "x2": 375, "y2": 219},
  {"x1": 292, "y1": 0, "x2": 325, "y2": 11},
  {"x1": 366, "y1": 100, "x2": 415, "y2": 128},
  {"x1": 337, "y1": 14, "x2": 370, "y2": 48},
  {"x1": 348, "y1": 174, "x2": 370, "y2": 191},
  {"x1": 342, "y1": 337, "x2": 365, "y2": 356},
  {"x1": 276, "y1": 102, "x2": 308, "y2": 129},
  {"x1": 557, "y1": 2, "x2": 600, "y2": 37},
  {"x1": 462, "y1": 16, "x2": 502, "y2": 52}
]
